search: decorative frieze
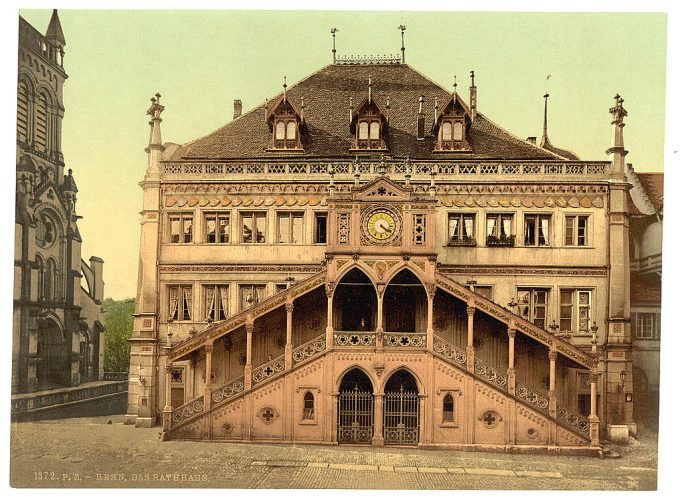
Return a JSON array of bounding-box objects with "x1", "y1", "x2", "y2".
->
[
  {"x1": 439, "y1": 266, "x2": 608, "y2": 277},
  {"x1": 160, "y1": 265, "x2": 323, "y2": 274}
]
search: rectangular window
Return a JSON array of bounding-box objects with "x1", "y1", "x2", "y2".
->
[
  {"x1": 168, "y1": 213, "x2": 193, "y2": 244},
  {"x1": 486, "y1": 214, "x2": 514, "y2": 246},
  {"x1": 204, "y1": 213, "x2": 230, "y2": 243},
  {"x1": 448, "y1": 213, "x2": 476, "y2": 245},
  {"x1": 239, "y1": 284, "x2": 266, "y2": 312},
  {"x1": 277, "y1": 212, "x2": 304, "y2": 244},
  {"x1": 204, "y1": 285, "x2": 229, "y2": 322},
  {"x1": 635, "y1": 313, "x2": 660, "y2": 339},
  {"x1": 314, "y1": 213, "x2": 327, "y2": 244},
  {"x1": 169, "y1": 285, "x2": 192, "y2": 321},
  {"x1": 560, "y1": 289, "x2": 592, "y2": 333},
  {"x1": 517, "y1": 288, "x2": 549, "y2": 329},
  {"x1": 524, "y1": 214, "x2": 551, "y2": 246},
  {"x1": 565, "y1": 215, "x2": 589, "y2": 246},
  {"x1": 241, "y1": 212, "x2": 266, "y2": 244}
]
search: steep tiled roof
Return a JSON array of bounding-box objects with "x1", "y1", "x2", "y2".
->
[
  {"x1": 540, "y1": 136, "x2": 580, "y2": 161},
  {"x1": 636, "y1": 172, "x2": 664, "y2": 211},
  {"x1": 176, "y1": 64, "x2": 565, "y2": 161}
]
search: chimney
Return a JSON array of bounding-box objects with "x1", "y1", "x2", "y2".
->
[
  {"x1": 233, "y1": 99, "x2": 242, "y2": 120},
  {"x1": 526, "y1": 136, "x2": 536, "y2": 144},
  {"x1": 469, "y1": 70, "x2": 477, "y2": 121}
]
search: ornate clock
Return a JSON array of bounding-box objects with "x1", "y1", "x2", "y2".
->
[{"x1": 362, "y1": 206, "x2": 401, "y2": 245}]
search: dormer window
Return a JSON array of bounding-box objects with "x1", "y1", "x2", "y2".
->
[
  {"x1": 433, "y1": 92, "x2": 471, "y2": 151},
  {"x1": 266, "y1": 85, "x2": 305, "y2": 151},
  {"x1": 274, "y1": 119, "x2": 298, "y2": 148}
]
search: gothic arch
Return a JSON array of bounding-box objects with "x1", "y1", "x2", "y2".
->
[
  {"x1": 335, "y1": 365, "x2": 377, "y2": 393},
  {"x1": 381, "y1": 365, "x2": 423, "y2": 394},
  {"x1": 334, "y1": 262, "x2": 379, "y2": 292},
  {"x1": 383, "y1": 264, "x2": 427, "y2": 292}
]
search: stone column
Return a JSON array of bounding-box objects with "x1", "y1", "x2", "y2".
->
[
  {"x1": 426, "y1": 285, "x2": 435, "y2": 351},
  {"x1": 245, "y1": 322, "x2": 253, "y2": 390},
  {"x1": 376, "y1": 285, "x2": 384, "y2": 333},
  {"x1": 372, "y1": 393, "x2": 385, "y2": 446},
  {"x1": 589, "y1": 371, "x2": 601, "y2": 447},
  {"x1": 162, "y1": 363, "x2": 173, "y2": 431},
  {"x1": 325, "y1": 284, "x2": 334, "y2": 348},
  {"x1": 203, "y1": 343, "x2": 213, "y2": 413},
  {"x1": 507, "y1": 324, "x2": 516, "y2": 395},
  {"x1": 548, "y1": 350, "x2": 557, "y2": 418},
  {"x1": 285, "y1": 302, "x2": 294, "y2": 369},
  {"x1": 466, "y1": 304, "x2": 475, "y2": 373}
]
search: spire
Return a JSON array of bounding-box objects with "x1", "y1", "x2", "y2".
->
[
  {"x1": 469, "y1": 70, "x2": 477, "y2": 121},
  {"x1": 541, "y1": 93, "x2": 550, "y2": 143},
  {"x1": 283, "y1": 76, "x2": 287, "y2": 103},
  {"x1": 331, "y1": 28, "x2": 338, "y2": 64},
  {"x1": 398, "y1": 25, "x2": 406, "y2": 64},
  {"x1": 607, "y1": 94, "x2": 628, "y2": 179},
  {"x1": 46, "y1": 9, "x2": 66, "y2": 45},
  {"x1": 453, "y1": 75, "x2": 458, "y2": 97},
  {"x1": 145, "y1": 92, "x2": 165, "y2": 179}
]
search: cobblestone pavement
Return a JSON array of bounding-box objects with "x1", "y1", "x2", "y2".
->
[{"x1": 9, "y1": 415, "x2": 658, "y2": 490}]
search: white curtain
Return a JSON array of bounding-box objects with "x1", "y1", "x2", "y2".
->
[
  {"x1": 486, "y1": 217, "x2": 496, "y2": 237},
  {"x1": 206, "y1": 288, "x2": 215, "y2": 320},
  {"x1": 540, "y1": 217, "x2": 550, "y2": 245},
  {"x1": 219, "y1": 287, "x2": 229, "y2": 319},
  {"x1": 449, "y1": 218, "x2": 458, "y2": 239},
  {"x1": 464, "y1": 217, "x2": 473, "y2": 239},
  {"x1": 502, "y1": 217, "x2": 511, "y2": 237},
  {"x1": 183, "y1": 287, "x2": 192, "y2": 320},
  {"x1": 170, "y1": 287, "x2": 179, "y2": 320}
]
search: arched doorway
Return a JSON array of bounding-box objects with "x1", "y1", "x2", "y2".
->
[
  {"x1": 334, "y1": 268, "x2": 377, "y2": 331},
  {"x1": 383, "y1": 269, "x2": 426, "y2": 333},
  {"x1": 383, "y1": 369, "x2": 420, "y2": 445},
  {"x1": 37, "y1": 317, "x2": 69, "y2": 388},
  {"x1": 337, "y1": 368, "x2": 374, "y2": 444}
]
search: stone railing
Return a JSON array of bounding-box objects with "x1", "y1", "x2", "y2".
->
[
  {"x1": 171, "y1": 395, "x2": 204, "y2": 425},
  {"x1": 292, "y1": 333, "x2": 327, "y2": 365},
  {"x1": 333, "y1": 331, "x2": 376, "y2": 347},
  {"x1": 433, "y1": 336, "x2": 467, "y2": 368},
  {"x1": 384, "y1": 332, "x2": 426, "y2": 348},
  {"x1": 473, "y1": 356, "x2": 508, "y2": 388},
  {"x1": 160, "y1": 160, "x2": 610, "y2": 181},
  {"x1": 556, "y1": 406, "x2": 590, "y2": 436},
  {"x1": 211, "y1": 376, "x2": 245, "y2": 405},
  {"x1": 103, "y1": 372, "x2": 129, "y2": 381},
  {"x1": 514, "y1": 382, "x2": 550, "y2": 411},
  {"x1": 252, "y1": 355, "x2": 286, "y2": 384}
]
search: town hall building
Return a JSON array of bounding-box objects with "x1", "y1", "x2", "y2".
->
[{"x1": 126, "y1": 39, "x2": 641, "y2": 455}]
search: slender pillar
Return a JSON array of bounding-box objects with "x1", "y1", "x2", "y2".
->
[
  {"x1": 326, "y1": 287, "x2": 334, "y2": 348},
  {"x1": 426, "y1": 288, "x2": 435, "y2": 351},
  {"x1": 285, "y1": 302, "x2": 294, "y2": 369},
  {"x1": 372, "y1": 393, "x2": 385, "y2": 446},
  {"x1": 507, "y1": 323, "x2": 516, "y2": 395},
  {"x1": 245, "y1": 322, "x2": 253, "y2": 390},
  {"x1": 162, "y1": 363, "x2": 173, "y2": 431},
  {"x1": 589, "y1": 371, "x2": 601, "y2": 446},
  {"x1": 548, "y1": 349, "x2": 557, "y2": 417},
  {"x1": 203, "y1": 343, "x2": 213, "y2": 413},
  {"x1": 376, "y1": 286, "x2": 384, "y2": 333},
  {"x1": 466, "y1": 304, "x2": 475, "y2": 373}
]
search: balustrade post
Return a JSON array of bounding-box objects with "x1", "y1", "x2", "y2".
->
[
  {"x1": 285, "y1": 302, "x2": 294, "y2": 369},
  {"x1": 203, "y1": 343, "x2": 213, "y2": 413},
  {"x1": 426, "y1": 284, "x2": 435, "y2": 351},
  {"x1": 548, "y1": 349, "x2": 557, "y2": 418},
  {"x1": 466, "y1": 304, "x2": 475, "y2": 373},
  {"x1": 245, "y1": 322, "x2": 253, "y2": 390},
  {"x1": 162, "y1": 363, "x2": 173, "y2": 431},
  {"x1": 589, "y1": 371, "x2": 600, "y2": 446},
  {"x1": 372, "y1": 393, "x2": 385, "y2": 446},
  {"x1": 507, "y1": 323, "x2": 516, "y2": 395}
]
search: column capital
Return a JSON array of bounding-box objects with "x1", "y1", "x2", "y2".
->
[
  {"x1": 165, "y1": 363, "x2": 174, "y2": 373},
  {"x1": 507, "y1": 327, "x2": 516, "y2": 338},
  {"x1": 245, "y1": 322, "x2": 254, "y2": 333},
  {"x1": 548, "y1": 350, "x2": 557, "y2": 361},
  {"x1": 589, "y1": 371, "x2": 600, "y2": 384},
  {"x1": 325, "y1": 281, "x2": 336, "y2": 298},
  {"x1": 205, "y1": 342, "x2": 214, "y2": 354},
  {"x1": 466, "y1": 305, "x2": 475, "y2": 317},
  {"x1": 425, "y1": 282, "x2": 436, "y2": 299},
  {"x1": 285, "y1": 302, "x2": 294, "y2": 313}
]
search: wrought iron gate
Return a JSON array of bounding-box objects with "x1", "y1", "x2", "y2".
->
[
  {"x1": 338, "y1": 387, "x2": 374, "y2": 444},
  {"x1": 384, "y1": 386, "x2": 419, "y2": 445}
]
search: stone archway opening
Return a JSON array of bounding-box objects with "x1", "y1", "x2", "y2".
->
[
  {"x1": 37, "y1": 318, "x2": 69, "y2": 389},
  {"x1": 337, "y1": 368, "x2": 374, "y2": 444},
  {"x1": 383, "y1": 269, "x2": 426, "y2": 333},
  {"x1": 334, "y1": 268, "x2": 377, "y2": 331},
  {"x1": 383, "y1": 368, "x2": 420, "y2": 445}
]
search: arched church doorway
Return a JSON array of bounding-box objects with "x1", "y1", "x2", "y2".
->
[
  {"x1": 383, "y1": 369, "x2": 420, "y2": 445},
  {"x1": 37, "y1": 317, "x2": 69, "y2": 388},
  {"x1": 383, "y1": 269, "x2": 426, "y2": 333},
  {"x1": 334, "y1": 268, "x2": 377, "y2": 331},
  {"x1": 337, "y1": 368, "x2": 374, "y2": 444}
]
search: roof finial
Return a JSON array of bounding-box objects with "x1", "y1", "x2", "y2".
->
[
  {"x1": 418, "y1": 95, "x2": 424, "y2": 114},
  {"x1": 398, "y1": 25, "x2": 406, "y2": 64},
  {"x1": 470, "y1": 70, "x2": 475, "y2": 87},
  {"x1": 453, "y1": 75, "x2": 458, "y2": 95},
  {"x1": 331, "y1": 28, "x2": 339, "y2": 64},
  {"x1": 542, "y1": 93, "x2": 550, "y2": 141},
  {"x1": 283, "y1": 76, "x2": 287, "y2": 102},
  {"x1": 368, "y1": 76, "x2": 372, "y2": 104}
]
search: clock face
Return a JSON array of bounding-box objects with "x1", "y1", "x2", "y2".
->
[{"x1": 367, "y1": 210, "x2": 396, "y2": 241}]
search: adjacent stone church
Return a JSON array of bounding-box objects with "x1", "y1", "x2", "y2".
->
[{"x1": 127, "y1": 42, "x2": 639, "y2": 454}]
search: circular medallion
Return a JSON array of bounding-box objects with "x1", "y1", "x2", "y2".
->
[{"x1": 362, "y1": 207, "x2": 401, "y2": 244}]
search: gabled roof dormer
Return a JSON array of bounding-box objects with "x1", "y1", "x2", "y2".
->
[
  {"x1": 266, "y1": 77, "x2": 306, "y2": 150},
  {"x1": 349, "y1": 77, "x2": 389, "y2": 152},
  {"x1": 432, "y1": 85, "x2": 472, "y2": 152}
]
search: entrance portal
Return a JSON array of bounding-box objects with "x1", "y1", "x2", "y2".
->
[
  {"x1": 383, "y1": 369, "x2": 420, "y2": 445},
  {"x1": 338, "y1": 368, "x2": 374, "y2": 444}
]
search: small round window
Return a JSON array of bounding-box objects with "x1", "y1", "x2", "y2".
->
[{"x1": 36, "y1": 213, "x2": 57, "y2": 248}]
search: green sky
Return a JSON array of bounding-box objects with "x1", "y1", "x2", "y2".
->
[{"x1": 17, "y1": 10, "x2": 668, "y2": 300}]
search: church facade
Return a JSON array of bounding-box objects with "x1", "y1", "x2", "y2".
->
[
  {"x1": 14, "y1": 11, "x2": 105, "y2": 395},
  {"x1": 127, "y1": 50, "x2": 638, "y2": 454}
]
